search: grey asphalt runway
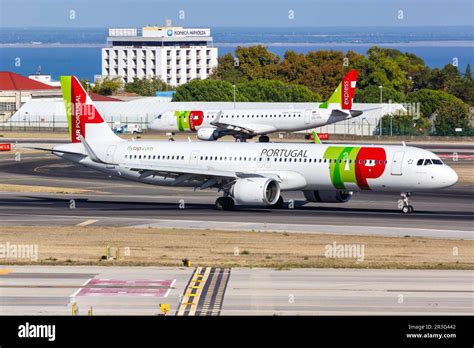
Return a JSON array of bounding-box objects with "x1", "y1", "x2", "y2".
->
[
  {"x1": 0, "y1": 152, "x2": 472, "y2": 238},
  {"x1": 0, "y1": 266, "x2": 472, "y2": 315},
  {"x1": 0, "y1": 144, "x2": 473, "y2": 317}
]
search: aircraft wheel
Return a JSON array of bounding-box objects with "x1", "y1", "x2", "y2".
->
[
  {"x1": 402, "y1": 206, "x2": 410, "y2": 214},
  {"x1": 215, "y1": 197, "x2": 235, "y2": 211},
  {"x1": 259, "y1": 135, "x2": 270, "y2": 143},
  {"x1": 270, "y1": 196, "x2": 284, "y2": 209}
]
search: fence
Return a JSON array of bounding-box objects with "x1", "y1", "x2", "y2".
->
[
  {"x1": 1, "y1": 113, "x2": 451, "y2": 137},
  {"x1": 0, "y1": 114, "x2": 151, "y2": 133}
]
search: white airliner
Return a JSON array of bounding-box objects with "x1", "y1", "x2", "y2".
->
[
  {"x1": 35, "y1": 76, "x2": 458, "y2": 213},
  {"x1": 149, "y1": 70, "x2": 363, "y2": 142}
]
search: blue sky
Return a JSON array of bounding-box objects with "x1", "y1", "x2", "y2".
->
[{"x1": 1, "y1": 0, "x2": 473, "y2": 27}]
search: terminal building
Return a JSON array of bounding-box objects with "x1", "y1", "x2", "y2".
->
[{"x1": 102, "y1": 21, "x2": 218, "y2": 86}]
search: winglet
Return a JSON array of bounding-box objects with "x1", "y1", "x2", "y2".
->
[{"x1": 312, "y1": 131, "x2": 322, "y2": 144}]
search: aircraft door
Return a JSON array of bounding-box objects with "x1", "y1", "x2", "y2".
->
[
  {"x1": 190, "y1": 150, "x2": 199, "y2": 165},
  {"x1": 304, "y1": 110, "x2": 311, "y2": 124},
  {"x1": 168, "y1": 111, "x2": 176, "y2": 127},
  {"x1": 105, "y1": 145, "x2": 116, "y2": 169},
  {"x1": 391, "y1": 151, "x2": 405, "y2": 175}
]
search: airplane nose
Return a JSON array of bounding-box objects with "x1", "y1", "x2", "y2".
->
[
  {"x1": 442, "y1": 167, "x2": 458, "y2": 187},
  {"x1": 448, "y1": 167, "x2": 458, "y2": 186}
]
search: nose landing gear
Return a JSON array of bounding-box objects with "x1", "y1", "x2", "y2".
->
[
  {"x1": 215, "y1": 196, "x2": 235, "y2": 210},
  {"x1": 399, "y1": 192, "x2": 414, "y2": 214}
]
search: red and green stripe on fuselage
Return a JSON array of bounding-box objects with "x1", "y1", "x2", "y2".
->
[
  {"x1": 324, "y1": 146, "x2": 386, "y2": 190},
  {"x1": 175, "y1": 111, "x2": 204, "y2": 131}
]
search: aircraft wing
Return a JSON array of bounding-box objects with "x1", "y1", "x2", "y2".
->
[
  {"x1": 26, "y1": 146, "x2": 86, "y2": 156},
  {"x1": 210, "y1": 112, "x2": 277, "y2": 135},
  {"x1": 329, "y1": 109, "x2": 364, "y2": 118},
  {"x1": 122, "y1": 163, "x2": 281, "y2": 189},
  {"x1": 124, "y1": 162, "x2": 236, "y2": 179}
]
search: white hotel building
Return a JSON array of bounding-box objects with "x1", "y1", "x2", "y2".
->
[{"x1": 101, "y1": 24, "x2": 218, "y2": 86}]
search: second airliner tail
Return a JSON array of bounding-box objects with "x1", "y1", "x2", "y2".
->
[{"x1": 319, "y1": 70, "x2": 358, "y2": 111}]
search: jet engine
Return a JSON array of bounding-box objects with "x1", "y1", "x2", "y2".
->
[
  {"x1": 232, "y1": 177, "x2": 280, "y2": 206},
  {"x1": 303, "y1": 190, "x2": 352, "y2": 203},
  {"x1": 197, "y1": 127, "x2": 220, "y2": 141}
]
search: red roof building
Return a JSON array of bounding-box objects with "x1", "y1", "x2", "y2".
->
[
  {"x1": 0, "y1": 71, "x2": 57, "y2": 90},
  {"x1": 0, "y1": 71, "x2": 121, "y2": 121}
]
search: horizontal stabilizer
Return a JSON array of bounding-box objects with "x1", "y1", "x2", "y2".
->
[{"x1": 26, "y1": 146, "x2": 85, "y2": 156}]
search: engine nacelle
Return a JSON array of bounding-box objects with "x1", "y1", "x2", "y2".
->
[
  {"x1": 197, "y1": 127, "x2": 220, "y2": 141},
  {"x1": 303, "y1": 190, "x2": 353, "y2": 203},
  {"x1": 232, "y1": 177, "x2": 280, "y2": 206}
]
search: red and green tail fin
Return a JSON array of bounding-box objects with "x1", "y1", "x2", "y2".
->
[
  {"x1": 60, "y1": 76, "x2": 119, "y2": 143},
  {"x1": 319, "y1": 70, "x2": 358, "y2": 110}
]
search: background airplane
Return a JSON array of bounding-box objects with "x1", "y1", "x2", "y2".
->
[
  {"x1": 34, "y1": 76, "x2": 458, "y2": 214},
  {"x1": 149, "y1": 70, "x2": 363, "y2": 142}
]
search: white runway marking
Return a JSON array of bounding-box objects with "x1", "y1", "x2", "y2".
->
[
  {"x1": 76, "y1": 219, "x2": 99, "y2": 227},
  {"x1": 131, "y1": 219, "x2": 474, "y2": 240}
]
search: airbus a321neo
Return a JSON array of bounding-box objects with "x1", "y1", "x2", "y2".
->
[
  {"x1": 34, "y1": 76, "x2": 458, "y2": 214},
  {"x1": 149, "y1": 70, "x2": 363, "y2": 142}
]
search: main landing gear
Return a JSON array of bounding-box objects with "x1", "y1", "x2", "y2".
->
[
  {"x1": 234, "y1": 136, "x2": 246, "y2": 142},
  {"x1": 400, "y1": 192, "x2": 414, "y2": 214},
  {"x1": 215, "y1": 196, "x2": 235, "y2": 211},
  {"x1": 258, "y1": 135, "x2": 270, "y2": 143},
  {"x1": 270, "y1": 195, "x2": 284, "y2": 209}
]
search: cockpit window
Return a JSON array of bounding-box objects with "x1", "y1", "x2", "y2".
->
[
  {"x1": 417, "y1": 159, "x2": 424, "y2": 166},
  {"x1": 432, "y1": 159, "x2": 443, "y2": 165},
  {"x1": 155, "y1": 114, "x2": 162, "y2": 119},
  {"x1": 423, "y1": 159, "x2": 433, "y2": 166}
]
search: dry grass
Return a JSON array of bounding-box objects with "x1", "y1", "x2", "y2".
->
[
  {"x1": 0, "y1": 226, "x2": 472, "y2": 269},
  {"x1": 451, "y1": 164, "x2": 474, "y2": 184},
  {"x1": 0, "y1": 184, "x2": 94, "y2": 194}
]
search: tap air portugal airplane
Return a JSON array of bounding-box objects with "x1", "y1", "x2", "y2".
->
[
  {"x1": 34, "y1": 76, "x2": 458, "y2": 213},
  {"x1": 149, "y1": 70, "x2": 363, "y2": 142}
]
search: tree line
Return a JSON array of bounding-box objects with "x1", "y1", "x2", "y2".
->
[{"x1": 84, "y1": 45, "x2": 474, "y2": 136}]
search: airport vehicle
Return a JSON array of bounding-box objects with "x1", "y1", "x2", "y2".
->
[
  {"x1": 149, "y1": 70, "x2": 363, "y2": 142},
  {"x1": 35, "y1": 76, "x2": 458, "y2": 213},
  {"x1": 113, "y1": 123, "x2": 143, "y2": 134}
]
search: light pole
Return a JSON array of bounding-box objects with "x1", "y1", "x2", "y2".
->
[
  {"x1": 379, "y1": 85, "x2": 383, "y2": 136},
  {"x1": 232, "y1": 84, "x2": 236, "y2": 109},
  {"x1": 390, "y1": 114, "x2": 393, "y2": 136}
]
